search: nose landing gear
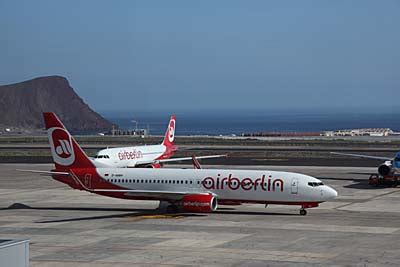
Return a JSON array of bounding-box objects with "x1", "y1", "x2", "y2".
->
[{"x1": 299, "y1": 203, "x2": 318, "y2": 216}]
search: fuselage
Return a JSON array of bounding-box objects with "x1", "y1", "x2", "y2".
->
[
  {"x1": 80, "y1": 168, "x2": 337, "y2": 204},
  {"x1": 93, "y1": 144, "x2": 169, "y2": 168}
]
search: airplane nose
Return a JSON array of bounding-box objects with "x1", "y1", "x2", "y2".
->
[{"x1": 324, "y1": 186, "x2": 338, "y2": 200}]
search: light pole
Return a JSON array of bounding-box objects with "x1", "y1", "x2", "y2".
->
[{"x1": 131, "y1": 119, "x2": 138, "y2": 134}]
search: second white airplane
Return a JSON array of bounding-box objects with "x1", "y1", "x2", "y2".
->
[{"x1": 93, "y1": 115, "x2": 224, "y2": 168}]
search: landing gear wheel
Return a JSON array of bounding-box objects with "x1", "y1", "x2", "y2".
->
[
  {"x1": 300, "y1": 209, "x2": 307, "y2": 216},
  {"x1": 166, "y1": 205, "x2": 178, "y2": 214}
]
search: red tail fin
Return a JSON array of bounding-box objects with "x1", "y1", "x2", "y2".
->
[
  {"x1": 43, "y1": 112, "x2": 94, "y2": 170},
  {"x1": 162, "y1": 114, "x2": 176, "y2": 148}
]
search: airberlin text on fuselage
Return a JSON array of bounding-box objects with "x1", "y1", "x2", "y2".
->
[
  {"x1": 202, "y1": 174, "x2": 284, "y2": 192},
  {"x1": 118, "y1": 150, "x2": 143, "y2": 161}
]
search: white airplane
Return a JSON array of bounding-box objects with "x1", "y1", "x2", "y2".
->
[
  {"x1": 21, "y1": 113, "x2": 337, "y2": 216},
  {"x1": 331, "y1": 151, "x2": 400, "y2": 176},
  {"x1": 92, "y1": 115, "x2": 225, "y2": 168}
]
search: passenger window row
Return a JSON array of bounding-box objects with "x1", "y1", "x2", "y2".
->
[
  {"x1": 108, "y1": 178, "x2": 280, "y2": 187},
  {"x1": 107, "y1": 178, "x2": 199, "y2": 185}
]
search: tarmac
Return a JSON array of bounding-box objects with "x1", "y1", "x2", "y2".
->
[{"x1": 1, "y1": 163, "x2": 400, "y2": 266}]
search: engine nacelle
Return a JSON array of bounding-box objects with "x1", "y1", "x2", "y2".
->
[
  {"x1": 146, "y1": 163, "x2": 162, "y2": 168},
  {"x1": 378, "y1": 161, "x2": 393, "y2": 176},
  {"x1": 181, "y1": 194, "x2": 218, "y2": 213}
]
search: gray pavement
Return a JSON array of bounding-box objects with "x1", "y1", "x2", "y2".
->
[{"x1": 1, "y1": 163, "x2": 400, "y2": 266}]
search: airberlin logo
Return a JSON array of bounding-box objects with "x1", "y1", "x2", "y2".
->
[
  {"x1": 118, "y1": 150, "x2": 143, "y2": 160},
  {"x1": 202, "y1": 174, "x2": 284, "y2": 192},
  {"x1": 48, "y1": 127, "x2": 75, "y2": 166},
  {"x1": 56, "y1": 139, "x2": 73, "y2": 155},
  {"x1": 168, "y1": 119, "x2": 175, "y2": 143}
]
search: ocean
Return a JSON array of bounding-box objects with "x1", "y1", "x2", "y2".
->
[{"x1": 101, "y1": 110, "x2": 400, "y2": 136}]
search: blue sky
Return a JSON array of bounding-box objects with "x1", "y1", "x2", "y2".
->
[{"x1": 1, "y1": 1, "x2": 399, "y2": 113}]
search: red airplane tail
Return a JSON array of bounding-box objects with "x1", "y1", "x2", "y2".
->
[
  {"x1": 162, "y1": 114, "x2": 177, "y2": 151},
  {"x1": 43, "y1": 112, "x2": 95, "y2": 171}
]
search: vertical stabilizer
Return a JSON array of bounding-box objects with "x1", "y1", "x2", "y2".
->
[
  {"x1": 162, "y1": 114, "x2": 176, "y2": 148},
  {"x1": 43, "y1": 112, "x2": 94, "y2": 170}
]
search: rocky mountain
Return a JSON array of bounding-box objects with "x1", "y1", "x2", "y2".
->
[{"x1": 0, "y1": 76, "x2": 113, "y2": 133}]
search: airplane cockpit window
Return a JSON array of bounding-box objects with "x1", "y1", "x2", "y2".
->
[
  {"x1": 308, "y1": 182, "x2": 324, "y2": 187},
  {"x1": 94, "y1": 155, "x2": 110, "y2": 159}
]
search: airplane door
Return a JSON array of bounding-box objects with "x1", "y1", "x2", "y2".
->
[
  {"x1": 291, "y1": 178, "x2": 298, "y2": 194},
  {"x1": 84, "y1": 174, "x2": 92, "y2": 189}
]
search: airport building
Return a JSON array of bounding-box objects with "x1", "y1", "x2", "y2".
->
[
  {"x1": 110, "y1": 125, "x2": 148, "y2": 136},
  {"x1": 321, "y1": 128, "x2": 394, "y2": 137}
]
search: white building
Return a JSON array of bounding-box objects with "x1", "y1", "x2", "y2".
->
[{"x1": 321, "y1": 128, "x2": 393, "y2": 137}]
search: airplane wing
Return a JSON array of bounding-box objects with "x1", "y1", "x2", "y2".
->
[
  {"x1": 66, "y1": 171, "x2": 214, "y2": 200},
  {"x1": 91, "y1": 189, "x2": 214, "y2": 200},
  {"x1": 330, "y1": 152, "x2": 392, "y2": 161},
  {"x1": 157, "y1": 154, "x2": 227, "y2": 163},
  {"x1": 132, "y1": 154, "x2": 227, "y2": 167}
]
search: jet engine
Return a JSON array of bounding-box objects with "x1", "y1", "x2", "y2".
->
[
  {"x1": 145, "y1": 163, "x2": 162, "y2": 168},
  {"x1": 378, "y1": 161, "x2": 394, "y2": 176},
  {"x1": 181, "y1": 194, "x2": 218, "y2": 213}
]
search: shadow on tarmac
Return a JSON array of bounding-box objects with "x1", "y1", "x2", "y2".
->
[
  {"x1": 215, "y1": 210, "x2": 297, "y2": 216},
  {"x1": 3, "y1": 202, "x2": 297, "y2": 222},
  {"x1": 3, "y1": 203, "x2": 207, "y2": 223}
]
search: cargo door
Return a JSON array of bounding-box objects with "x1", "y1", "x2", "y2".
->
[{"x1": 84, "y1": 174, "x2": 92, "y2": 189}]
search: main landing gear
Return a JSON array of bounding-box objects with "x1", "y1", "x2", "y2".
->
[
  {"x1": 299, "y1": 208, "x2": 307, "y2": 216},
  {"x1": 158, "y1": 201, "x2": 179, "y2": 213},
  {"x1": 166, "y1": 204, "x2": 178, "y2": 213}
]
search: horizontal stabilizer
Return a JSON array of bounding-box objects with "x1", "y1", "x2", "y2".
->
[{"x1": 16, "y1": 169, "x2": 71, "y2": 176}]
